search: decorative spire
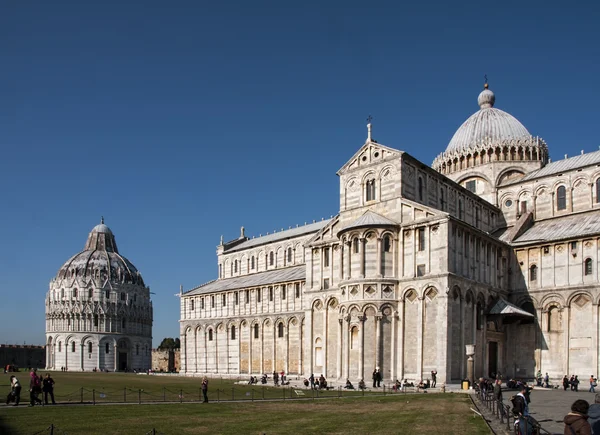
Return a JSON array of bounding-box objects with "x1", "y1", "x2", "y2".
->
[
  {"x1": 101, "y1": 216, "x2": 104, "y2": 224},
  {"x1": 366, "y1": 115, "x2": 373, "y2": 142},
  {"x1": 240, "y1": 226, "x2": 245, "y2": 239},
  {"x1": 477, "y1": 79, "x2": 495, "y2": 109}
]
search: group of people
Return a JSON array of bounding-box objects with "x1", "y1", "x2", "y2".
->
[
  {"x1": 303, "y1": 373, "x2": 328, "y2": 390},
  {"x1": 535, "y1": 370, "x2": 551, "y2": 388},
  {"x1": 6, "y1": 369, "x2": 55, "y2": 407},
  {"x1": 563, "y1": 375, "x2": 582, "y2": 392}
]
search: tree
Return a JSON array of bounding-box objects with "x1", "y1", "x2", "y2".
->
[{"x1": 158, "y1": 337, "x2": 179, "y2": 350}]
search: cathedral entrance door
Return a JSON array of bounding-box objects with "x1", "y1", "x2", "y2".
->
[{"x1": 488, "y1": 341, "x2": 498, "y2": 378}]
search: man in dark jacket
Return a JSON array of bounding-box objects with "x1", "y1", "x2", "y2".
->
[
  {"x1": 513, "y1": 384, "x2": 534, "y2": 435},
  {"x1": 493, "y1": 379, "x2": 504, "y2": 416},
  {"x1": 587, "y1": 394, "x2": 600, "y2": 435},
  {"x1": 564, "y1": 399, "x2": 591, "y2": 435},
  {"x1": 42, "y1": 373, "x2": 56, "y2": 405}
]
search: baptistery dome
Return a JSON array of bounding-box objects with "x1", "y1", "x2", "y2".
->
[
  {"x1": 45, "y1": 219, "x2": 152, "y2": 372},
  {"x1": 445, "y1": 84, "x2": 531, "y2": 154}
]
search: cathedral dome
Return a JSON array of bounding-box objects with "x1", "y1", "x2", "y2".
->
[
  {"x1": 444, "y1": 84, "x2": 531, "y2": 154},
  {"x1": 55, "y1": 219, "x2": 144, "y2": 286}
]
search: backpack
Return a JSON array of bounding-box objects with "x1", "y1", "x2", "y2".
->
[{"x1": 510, "y1": 395, "x2": 524, "y2": 415}]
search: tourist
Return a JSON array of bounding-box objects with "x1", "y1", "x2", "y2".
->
[
  {"x1": 309, "y1": 373, "x2": 315, "y2": 390},
  {"x1": 372, "y1": 368, "x2": 377, "y2": 388},
  {"x1": 512, "y1": 384, "x2": 533, "y2": 435},
  {"x1": 493, "y1": 379, "x2": 504, "y2": 416},
  {"x1": 544, "y1": 373, "x2": 550, "y2": 388},
  {"x1": 42, "y1": 373, "x2": 56, "y2": 405},
  {"x1": 319, "y1": 374, "x2": 326, "y2": 390},
  {"x1": 590, "y1": 376, "x2": 597, "y2": 393},
  {"x1": 6, "y1": 375, "x2": 21, "y2": 406},
  {"x1": 536, "y1": 370, "x2": 543, "y2": 387},
  {"x1": 563, "y1": 399, "x2": 591, "y2": 435},
  {"x1": 201, "y1": 376, "x2": 208, "y2": 403},
  {"x1": 376, "y1": 369, "x2": 381, "y2": 387},
  {"x1": 431, "y1": 370, "x2": 437, "y2": 388},
  {"x1": 358, "y1": 379, "x2": 366, "y2": 390},
  {"x1": 571, "y1": 375, "x2": 577, "y2": 391},
  {"x1": 344, "y1": 379, "x2": 354, "y2": 389},
  {"x1": 588, "y1": 394, "x2": 600, "y2": 435},
  {"x1": 29, "y1": 370, "x2": 43, "y2": 407},
  {"x1": 574, "y1": 376, "x2": 581, "y2": 392},
  {"x1": 303, "y1": 378, "x2": 309, "y2": 388},
  {"x1": 564, "y1": 376, "x2": 570, "y2": 391},
  {"x1": 273, "y1": 371, "x2": 279, "y2": 386}
]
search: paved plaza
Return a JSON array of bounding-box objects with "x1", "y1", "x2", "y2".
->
[{"x1": 500, "y1": 386, "x2": 598, "y2": 434}]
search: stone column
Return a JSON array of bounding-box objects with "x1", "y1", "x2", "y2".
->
[
  {"x1": 284, "y1": 323, "x2": 289, "y2": 376},
  {"x1": 273, "y1": 323, "x2": 277, "y2": 372},
  {"x1": 306, "y1": 309, "x2": 313, "y2": 377},
  {"x1": 398, "y1": 301, "x2": 405, "y2": 380},
  {"x1": 307, "y1": 250, "x2": 313, "y2": 290},
  {"x1": 393, "y1": 237, "x2": 399, "y2": 278},
  {"x1": 358, "y1": 315, "x2": 366, "y2": 380},
  {"x1": 249, "y1": 324, "x2": 253, "y2": 375},
  {"x1": 238, "y1": 324, "x2": 242, "y2": 375},
  {"x1": 226, "y1": 326, "x2": 230, "y2": 374},
  {"x1": 594, "y1": 304, "x2": 599, "y2": 378},
  {"x1": 563, "y1": 306, "x2": 570, "y2": 376},
  {"x1": 338, "y1": 244, "x2": 344, "y2": 281},
  {"x1": 323, "y1": 306, "x2": 328, "y2": 377},
  {"x1": 417, "y1": 297, "x2": 424, "y2": 381},
  {"x1": 113, "y1": 343, "x2": 117, "y2": 371},
  {"x1": 337, "y1": 317, "x2": 343, "y2": 380},
  {"x1": 214, "y1": 328, "x2": 219, "y2": 373},
  {"x1": 375, "y1": 313, "x2": 382, "y2": 370},
  {"x1": 344, "y1": 315, "x2": 351, "y2": 380},
  {"x1": 391, "y1": 311, "x2": 398, "y2": 382},
  {"x1": 97, "y1": 344, "x2": 101, "y2": 371},
  {"x1": 80, "y1": 343, "x2": 84, "y2": 371},
  {"x1": 204, "y1": 331, "x2": 208, "y2": 373}
]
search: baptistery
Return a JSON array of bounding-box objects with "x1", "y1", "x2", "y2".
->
[{"x1": 45, "y1": 219, "x2": 153, "y2": 371}]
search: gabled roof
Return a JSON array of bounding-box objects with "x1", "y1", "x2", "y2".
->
[
  {"x1": 339, "y1": 210, "x2": 398, "y2": 234},
  {"x1": 521, "y1": 150, "x2": 600, "y2": 182},
  {"x1": 488, "y1": 299, "x2": 534, "y2": 317},
  {"x1": 184, "y1": 265, "x2": 305, "y2": 296},
  {"x1": 512, "y1": 211, "x2": 600, "y2": 244},
  {"x1": 224, "y1": 220, "x2": 331, "y2": 253},
  {"x1": 337, "y1": 141, "x2": 402, "y2": 175}
]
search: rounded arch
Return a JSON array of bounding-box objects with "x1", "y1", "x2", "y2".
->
[
  {"x1": 567, "y1": 291, "x2": 594, "y2": 307},
  {"x1": 540, "y1": 293, "x2": 566, "y2": 308},
  {"x1": 80, "y1": 335, "x2": 94, "y2": 345},
  {"x1": 552, "y1": 179, "x2": 569, "y2": 191},
  {"x1": 361, "y1": 303, "x2": 379, "y2": 315},
  {"x1": 361, "y1": 170, "x2": 376, "y2": 183},
  {"x1": 403, "y1": 288, "x2": 418, "y2": 302},
  {"x1": 311, "y1": 298, "x2": 324, "y2": 310},
  {"x1": 533, "y1": 184, "x2": 550, "y2": 197},
  {"x1": 514, "y1": 294, "x2": 540, "y2": 310},
  {"x1": 419, "y1": 282, "x2": 439, "y2": 297},
  {"x1": 451, "y1": 285, "x2": 462, "y2": 300},
  {"x1": 572, "y1": 176, "x2": 590, "y2": 188},
  {"x1": 495, "y1": 166, "x2": 526, "y2": 186},
  {"x1": 378, "y1": 165, "x2": 394, "y2": 179},
  {"x1": 456, "y1": 171, "x2": 493, "y2": 187},
  {"x1": 345, "y1": 176, "x2": 359, "y2": 190},
  {"x1": 325, "y1": 296, "x2": 339, "y2": 309},
  {"x1": 287, "y1": 316, "x2": 299, "y2": 327},
  {"x1": 262, "y1": 318, "x2": 272, "y2": 328}
]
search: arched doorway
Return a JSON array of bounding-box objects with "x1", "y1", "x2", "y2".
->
[{"x1": 117, "y1": 338, "x2": 130, "y2": 371}]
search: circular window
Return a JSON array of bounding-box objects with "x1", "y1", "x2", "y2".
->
[
  {"x1": 362, "y1": 156, "x2": 367, "y2": 162},
  {"x1": 373, "y1": 152, "x2": 379, "y2": 158},
  {"x1": 505, "y1": 200, "x2": 513, "y2": 208}
]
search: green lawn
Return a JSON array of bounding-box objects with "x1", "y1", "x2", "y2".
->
[{"x1": 0, "y1": 372, "x2": 490, "y2": 434}]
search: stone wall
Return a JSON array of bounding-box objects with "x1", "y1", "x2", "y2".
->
[{"x1": 151, "y1": 349, "x2": 180, "y2": 372}]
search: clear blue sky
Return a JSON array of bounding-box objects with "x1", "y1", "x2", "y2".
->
[{"x1": 1, "y1": 1, "x2": 599, "y2": 347}]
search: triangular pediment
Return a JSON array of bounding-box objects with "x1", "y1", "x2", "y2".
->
[
  {"x1": 337, "y1": 141, "x2": 402, "y2": 175},
  {"x1": 306, "y1": 215, "x2": 340, "y2": 246}
]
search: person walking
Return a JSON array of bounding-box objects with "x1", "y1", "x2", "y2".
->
[
  {"x1": 372, "y1": 369, "x2": 378, "y2": 388},
  {"x1": 376, "y1": 369, "x2": 381, "y2": 388},
  {"x1": 431, "y1": 370, "x2": 437, "y2": 388},
  {"x1": 590, "y1": 376, "x2": 597, "y2": 394},
  {"x1": 201, "y1": 377, "x2": 208, "y2": 403},
  {"x1": 7, "y1": 376, "x2": 21, "y2": 406},
  {"x1": 42, "y1": 373, "x2": 56, "y2": 405},
  {"x1": 512, "y1": 384, "x2": 533, "y2": 435},
  {"x1": 564, "y1": 376, "x2": 570, "y2": 391},
  {"x1": 544, "y1": 373, "x2": 550, "y2": 388},
  {"x1": 574, "y1": 376, "x2": 581, "y2": 392},
  {"x1": 493, "y1": 379, "x2": 504, "y2": 417},
  {"x1": 563, "y1": 399, "x2": 592, "y2": 435},
  {"x1": 28, "y1": 370, "x2": 43, "y2": 407}
]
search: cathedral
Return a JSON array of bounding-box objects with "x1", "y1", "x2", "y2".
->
[
  {"x1": 45, "y1": 220, "x2": 153, "y2": 371},
  {"x1": 179, "y1": 83, "x2": 600, "y2": 385}
]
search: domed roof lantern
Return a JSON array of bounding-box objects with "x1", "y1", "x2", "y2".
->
[
  {"x1": 478, "y1": 82, "x2": 496, "y2": 109},
  {"x1": 84, "y1": 217, "x2": 119, "y2": 253}
]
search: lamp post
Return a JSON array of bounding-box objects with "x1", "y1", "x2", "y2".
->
[{"x1": 466, "y1": 344, "x2": 476, "y2": 387}]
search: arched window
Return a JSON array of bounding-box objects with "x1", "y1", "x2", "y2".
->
[
  {"x1": 190, "y1": 299, "x2": 195, "y2": 311},
  {"x1": 120, "y1": 292, "x2": 126, "y2": 301},
  {"x1": 596, "y1": 178, "x2": 600, "y2": 203},
  {"x1": 58, "y1": 342, "x2": 62, "y2": 352},
  {"x1": 222, "y1": 294, "x2": 226, "y2": 306},
  {"x1": 93, "y1": 314, "x2": 98, "y2": 327},
  {"x1": 269, "y1": 287, "x2": 273, "y2": 301},
  {"x1": 231, "y1": 325, "x2": 236, "y2": 340},
  {"x1": 88, "y1": 289, "x2": 93, "y2": 299},
  {"x1": 88, "y1": 342, "x2": 92, "y2": 353},
  {"x1": 71, "y1": 342, "x2": 75, "y2": 352},
  {"x1": 458, "y1": 200, "x2": 464, "y2": 219},
  {"x1": 353, "y1": 238, "x2": 359, "y2": 254},
  {"x1": 530, "y1": 264, "x2": 538, "y2": 281},
  {"x1": 251, "y1": 256, "x2": 255, "y2": 270},
  {"x1": 556, "y1": 186, "x2": 567, "y2": 211},
  {"x1": 281, "y1": 284, "x2": 286, "y2": 300},
  {"x1": 476, "y1": 302, "x2": 483, "y2": 330},
  {"x1": 418, "y1": 177, "x2": 424, "y2": 201},
  {"x1": 201, "y1": 297, "x2": 205, "y2": 309},
  {"x1": 73, "y1": 288, "x2": 78, "y2": 298},
  {"x1": 208, "y1": 329, "x2": 213, "y2": 341},
  {"x1": 105, "y1": 343, "x2": 110, "y2": 354},
  {"x1": 287, "y1": 248, "x2": 292, "y2": 263},
  {"x1": 122, "y1": 318, "x2": 126, "y2": 329},
  {"x1": 278, "y1": 323, "x2": 284, "y2": 338},
  {"x1": 105, "y1": 290, "x2": 110, "y2": 299},
  {"x1": 254, "y1": 324, "x2": 259, "y2": 339},
  {"x1": 585, "y1": 258, "x2": 593, "y2": 276},
  {"x1": 365, "y1": 179, "x2": 376, "y2": 201},
  {"x1": 61, "y1": 289, "x2": 64, "y2": 299},
  {"x1": 269, "y1": 252, "x2": 274, "y2": 266},
  {"x1": 219, "y1": 263, "x2": 222, "y2": 278},
  {"x1": 234, "y1": 260, "x2": 238, "y2": 273},
  {"x1": 383, "y1": 236, "x2": 391, "y2": 252},
  {"x1": 211, "y1": 295, "x2": 215, "y2": 308}
]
